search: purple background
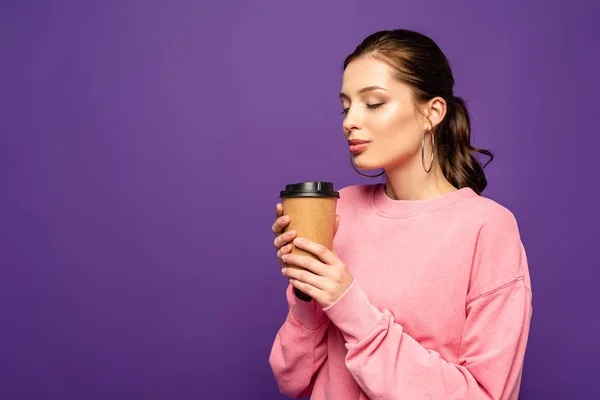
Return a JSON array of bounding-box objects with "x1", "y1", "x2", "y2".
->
[{"x1": 1, "y1": 0, "x2": 599, "y2": 399}]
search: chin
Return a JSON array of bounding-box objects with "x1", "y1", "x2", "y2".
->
[{"x1": 353, "y1": 155, "x2": 383, "y2": 171}]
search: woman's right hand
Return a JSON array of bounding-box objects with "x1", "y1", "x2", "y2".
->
[{"x1": 272, "y1": 203, "x2": 296, "y2": 269}]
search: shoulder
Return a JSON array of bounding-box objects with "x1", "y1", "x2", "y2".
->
[
  {"x1": 464, "y1": 194, "x2": 528, "y2": 298},
  {"x1": 462, "y1": 193, "x2": 521, "y2": 239}
]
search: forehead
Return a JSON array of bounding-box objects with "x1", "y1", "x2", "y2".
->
[{"x1": 341, "y1": 56, "x2": 394, "y2": 91}]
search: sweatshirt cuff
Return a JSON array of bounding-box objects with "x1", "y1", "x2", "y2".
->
[
  {"x1": 286, "y1": 284, "x2": 328, "y2": 330},
  {"x1": 322, "y1": 280, "x2": 382, "y2": 343}
]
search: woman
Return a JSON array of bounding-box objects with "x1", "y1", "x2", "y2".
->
[{"x1": 268, "y1": 29, "x2": 532, "y2": 400}]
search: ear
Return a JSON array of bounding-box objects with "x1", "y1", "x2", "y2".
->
[{"x1": 422, "y1": 96, "x2": 447, "y2": 131}]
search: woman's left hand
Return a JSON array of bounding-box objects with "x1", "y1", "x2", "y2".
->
[{"x1": 281, "y1": 238, "x2": 354, "y2": 309}]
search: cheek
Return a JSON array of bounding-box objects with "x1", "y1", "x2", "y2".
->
[
  {"x1": 369, "y1": 106, "x2": 423, "y2": 160},
  {"x1": 371, "y1": 108, "x2": 400, "y2": 136},
  {"x1": 373, "y1": 105, "x2": 420, "y2": 142}
]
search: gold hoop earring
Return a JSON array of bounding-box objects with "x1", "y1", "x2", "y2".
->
[{"x1": 421, "y1": 130, "x2": 435, "y2": 173}]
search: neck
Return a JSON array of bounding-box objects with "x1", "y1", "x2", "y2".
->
[{"x1": 383, "y1": 157, "x2": 457, "y2": 201}]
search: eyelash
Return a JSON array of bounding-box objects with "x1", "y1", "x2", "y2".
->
[{"x1": 341, "y1": 103, "x2": 384, "y2": 115}]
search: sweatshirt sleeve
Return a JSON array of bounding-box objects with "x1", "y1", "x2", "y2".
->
[
  {"x1": 322, "y1": 212, "x2": 533, "y2": 400},
  {"x1": 269, "y1": 284, "x2": 331, "y2": 399}
]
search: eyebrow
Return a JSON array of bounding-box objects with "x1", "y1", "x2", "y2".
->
[{"x1": 339, "y1": 85, "x2": 387, "y2": 100}]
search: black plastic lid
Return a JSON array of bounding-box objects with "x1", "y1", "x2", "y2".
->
[{"x1": 280, "y1": 181, "x2": 340, "y2": 198}]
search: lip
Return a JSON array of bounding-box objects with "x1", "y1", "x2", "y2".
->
[
  {"x1": 348, "y1": 139, "x2": 371, "y2": 145},
  {"x1": 349, "y1": 143, "x2": 369, "y2": 154},
  {"x1": 348, "y1": 138, "x2": 371, "y2": 154}
]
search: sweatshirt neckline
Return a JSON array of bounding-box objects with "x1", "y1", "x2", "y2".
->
[{"x1": 370, "y1": 183, "x2": 477, "y2": 218}]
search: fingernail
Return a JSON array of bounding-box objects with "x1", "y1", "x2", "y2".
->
[
  {"x1": 282, "y1": 254, "x2": 288, "y2": 261},
  {"x1": 281, "y1": 268, "x2": 287, "y2": 275},
  {"x1": 294, "y1": 238, "x2": 303, "y2": 245}
]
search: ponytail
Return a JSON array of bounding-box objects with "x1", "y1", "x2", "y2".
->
[{"x1": 437, "y1": 96, "x2": 494, "y2": 195}]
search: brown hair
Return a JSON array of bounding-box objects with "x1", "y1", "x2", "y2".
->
[{"x1": 344, "y1": 29, "x2": 493, "y2": 195}]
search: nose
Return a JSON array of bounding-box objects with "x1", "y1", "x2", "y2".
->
[{"x1": 342, "y1": 107, "x2": 362, "y2": 135}]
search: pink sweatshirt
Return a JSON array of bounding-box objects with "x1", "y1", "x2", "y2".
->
[{"x1": 269, "y1": 183, "x2": 532, "y2": 400}]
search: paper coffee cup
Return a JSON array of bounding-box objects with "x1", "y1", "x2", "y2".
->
[{"x1": 279, "y1": 182, "x2": 340, "y2": 302}]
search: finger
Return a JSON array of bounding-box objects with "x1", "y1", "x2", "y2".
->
[
  {"x1": 277, "y1": 245, "x2": 291, "y2": 266},
  {"x1": 281, "y1": 253, "x2": 327, "y2": 276},
  {"x1": 289, "y1": 278, "x2": 320, "y2": 301},
  {"x1": 283, "y1": 267, "x2": 328, "y2": 290},
  {"x1": 278, "y1": 244, "x2": 293, "y2": 269},
  {"x1": 276, "y1": 203, "x2": 283, "y2": 218},
  {"x1": 291, "y1": 238, "x2": 338, "y2": 265},
  {"x1": 271, "y1": 214, "x2": 290, "y2": 235},
  {"x1": 276, "y1": 244, "x2": 293, "y2": 259},
  {"x1": 273, "y1": 230, "x2": 296, "y2": 249}
]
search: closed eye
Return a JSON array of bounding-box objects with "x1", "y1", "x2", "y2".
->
[{"x1": 341, "y1": 103, "x2": 384, "y2": 115}]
